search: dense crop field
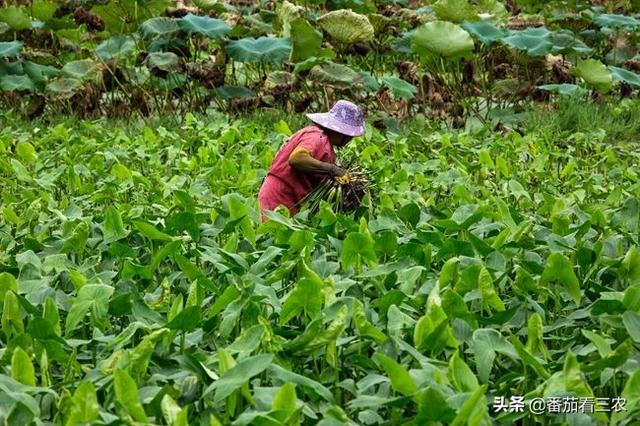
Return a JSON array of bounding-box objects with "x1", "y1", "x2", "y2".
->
[
  {"x1": 2, "y1": 0, "x2": 640, "y2": 424},
  {"x1": 0, "y1": 112, "x2": 639, "y2": 424}
]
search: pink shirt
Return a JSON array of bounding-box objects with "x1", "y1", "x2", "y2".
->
[
  {"x1": 268, "y1": 125, "x2": 336, "y2": 201},
  {"x1": 258, "y1": 125, "x2": 336, "y2": 216}
]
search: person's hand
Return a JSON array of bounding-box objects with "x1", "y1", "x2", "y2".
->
[{"x1": 330, "y1": 164, "x2": 348, "y2": 177}]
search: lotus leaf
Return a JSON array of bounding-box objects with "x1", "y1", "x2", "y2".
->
[
  {"x1": 61, "y1": 60, "x2": 100, "y2": 81},
  {"x1": 225, "y1": 37, "x2": 292, "y2": 63},
  {"x1": 0, "y1": 41, "x2": 23, "y2": 58},
  {"x1": 97, "y1": 35, "x2": 136, "y2": 61},
  {"x1": 179, "y1": 14, "x2": 230, "y2": 39},
  {"x1": 317, "y1": 9, "x2": 375, "y2": 44},
  {"x1": 573, "y1": 59, "x2": 613, "y2": 93},
  {"x1": 412, "y1": 21, "x2": 474, "y2": 59},
  {"x1": 608, "y1": 66, "x2": 640, "y2": 89},
  {"x1": 0, "y1": 75, "x2": 35, "y2": 92},
  {"x1": 145, "y1": 52, "x2": 180, "y2": 72},
  {"x1": 0, "y1": 7, "x2": 32, "y2": 31},
  {"x1": 308, "y1": 62, "x2": 361, "y2": 89},
  {"x1": 139, "y1": 17, "x2": 182, "y2": 41}
]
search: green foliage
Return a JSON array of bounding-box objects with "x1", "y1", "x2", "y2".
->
[
  {"x1": 0, "y1": 111, "x2": 637, "y2": 423},
  {"x1": 412, "y1": 21, "x2": 475, "y2": 59},
  {"x1": 1, "y1": 0, "x2": 640, "y2": 422},
  {"x1": 0, "y1": 41, "x2": 23, "y2": 58},
  {"x1": 225, "y1": 37, "x2": 292, "y2": 63},
  {"x1": 178, "y1": 14, "x2": 230, "y2": 39},
  {"x1": 317, "y1": 9, "x2": 375, "y2": 44},
  {"x1": 573, "y1": 59, "x2": 613, "y2": 93}
]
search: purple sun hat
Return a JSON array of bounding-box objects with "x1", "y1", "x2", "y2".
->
[{"x1": 306, "y1": 100, "x2": 366, "y2": 137}]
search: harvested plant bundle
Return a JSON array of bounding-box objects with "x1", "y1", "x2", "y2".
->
[{"x1": 301, "y1": 163, "x2": 373, "y2": 214}]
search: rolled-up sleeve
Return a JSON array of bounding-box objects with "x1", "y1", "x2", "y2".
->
[{"x1": 297, "y1": 134, "x2": 332, "y2": 162}]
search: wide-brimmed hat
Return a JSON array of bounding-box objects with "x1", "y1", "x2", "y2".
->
[{"x1": 306, "y1": 100, "x2": 366, "y2": 137}]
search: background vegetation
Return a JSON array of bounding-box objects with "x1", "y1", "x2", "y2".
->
[{"x1": 1, "y1": 0, "x2": 640, "y2": 425}]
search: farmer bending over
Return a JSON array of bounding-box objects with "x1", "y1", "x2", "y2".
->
[{"x1": 258, "y1": 100, "x2": 366, "y2": 220}]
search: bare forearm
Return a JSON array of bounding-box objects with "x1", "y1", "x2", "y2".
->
[{"x1": 288, "y1": 149, "x2": 341, "y2": 176}]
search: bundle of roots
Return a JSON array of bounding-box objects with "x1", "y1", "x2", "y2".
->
[{"x1": 301, "y1": 164, "x2": 374, "y2": 214}]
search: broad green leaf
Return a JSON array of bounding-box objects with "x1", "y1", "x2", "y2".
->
[
  {"x1": 269, "y1": 364, "x2": 333, "y2": 402},
  {"x1": 205, "y1": 353, "x2": 274, "y2": 403},
  {"x1": 272, "y1": 383, "x2": 297, "y2": 416},
  {"x1": 381, "y1": 76, "x2": 417, "y2": 100},
  {"x1": 450, "y1": 385, "x2": 488, "y2": 426},
  {"x1": 46, "y1": 77, "x2": 83, "y2": 97},
  {"x1": 0, "y1": 41, "x2": 23, "y2": 58},
  {"x1": 538, "y1": 83, "x2": 588, "y2": 97},
  {"x1": 32, "y1": 0, "x2": 59, "y2": 22},
  {"x1": 432, "y1": 0, "x2": 476, "y2": 22},
  {"x1": 439, "y1": 257, "x2": 459, "y2": 286},
  {"x1": 502, "y1": 27, "x2": 552, "y2": 56},
  {"x1": 609, "y1": 66, "x2": 640, "y2": 89},
  {"x1": 0, "y1": 7, "x2": 32, "y2": 31},
  {"x1": 139, "y1": 17, "x2": 181, "y2": 41},
  {"x1": 280, "y1": 276, "x2": 323, "y2": 325},
  {"x1": 192, "y1": 0, "x2": 217, "y2": 11},
  {"x1": 165, "y1": 306, "x2": 201, "y2": 332},
  {"x1": 472, "y1": 328, "x2": 518, "y2": 383},
  {"x1": 146, "y1": 52, "x2": 180, "y2": 72},
  {"x1": 161, "y1": 394, "x2": 183, "y2": 426},
  {"x1": 353, "y1": 299, "x2": 387, "y2": 344},
  {"x1": 114, "y1": 369, "x2": 148, "y2": 422},
  {"x1": 215, "y1": 85, "x2": 257, "y2": 100},
  {"x1": 573, "y1": 59, "x2": 613, "y2": 93},
  {"x1": 622, "y1": 311, "x2": 640, "y2": 343},
  {"x1": 128, "y1": 329, "x2": 168, "y2": 382},
  {"x1": 341, "y1": 231, "x2": 377, "y2": 269},
  {"x1": 133, "y1": 221, "x2": 174, "y2": 241},
  {"x1": 277, "y1": 0, "x2": 303, "y2": 37},
  {"x1": 308, "y1": 62, "x2": 360, "y2": 89},
  {"x1": 526, "y1": 312, "x2": 550, "y2": 359},
  {"x1": 303, "y1": 305, "x2": 348, "y2": 355},
  {"x1": 448, "y1": 351, "x2": 479, "y2": 392},
  {"x1": 11, "y1": 347, "x2": 35, "y2": 386},
  {"x1": 317, "y1": 9, "x2": 375, "y2": 44},
  {"x1": 2, "y1": 291, "x2": 23, "y2": 337},
  {"x1": 374, "y1": 353, "x2": 417, "y2": 396},
  {"x1": 412, "y1": 21, "x2": 474, "y2": 59},
  {"x1": 43, "y1": 297, "x2": 62, "y2": 336},
  {"x1": 290, "y1": 18, "x2": 328, "y2": 62},
  {"x1": 61, "y1": 60, "x2": 99, "y2": 81},
  {"x1": 225, "y1": 37, "x2": 292, "y2": 63},
  {"x1": 65, "y1": 381, "x2": 99, "y2": 426},
  {"x1": 97, "y1": 35, "x2": 136, "y2": 60},
  {"x1": 594, "y1": 14, "x2": 640, "y2": 28},
  {"x1": 511, "y1": 336, "x2": 550, "y2": 379},
  {"x1": 178, "y1": 14, "x2": 230, "y2": 38},
  {"x1": 0, "y1": 272, "x2": 18, "y2": 306},
  {"x1": 16, "y1": 141, "x2": 37, "y2": 164},
  {"x1": 539, "y1": 252, "x2": 581, "y2": 305},
  {"x1": 227, "y1": 325, "x2": 265, "y2": 354},
  {"x1": 65, "y1": 284, "x2": 115, "y2": 336},
  {"x1": 563, "y1": 351, "x2": 594, "y2": 397},
  {"x1": 581, "y1": 329, "x2": 612, "y2": 357},
  {"x1": 462, "y1": 21, "x2": 505, "y2": 45},
  {"x1": 476, "y1": 0, "x2": 508, "y2": 22},
  {"x1": 478, "y1": 266, "x2": 505, "y2": 312},
  {"x1": 624, "y1": 285, "x2": 640, "y2": 311},
  {"x1": 1, "y1": 75, "x2": 35, "y2": 92},
  {"x1": 611, "y1": 368, "x2": 640, "y2": 425},
  {"x1": 103, "y1": 206, "x2": 128, "y2": 243},
  {"x1": 414, "y1": 303, "x2": 458, "y2": 355}
]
